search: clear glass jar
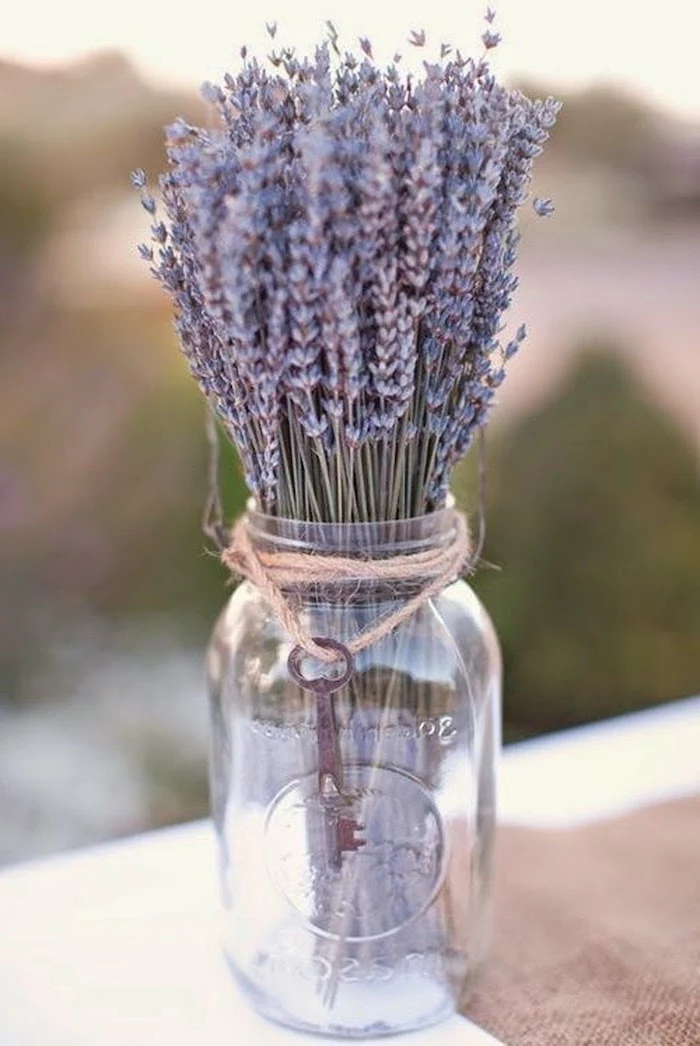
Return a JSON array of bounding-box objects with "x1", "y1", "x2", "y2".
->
[{"x1": 206, "y1": 502, "x2": 501, "y2": 1038}]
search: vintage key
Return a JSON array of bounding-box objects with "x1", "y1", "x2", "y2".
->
[{"x1": 288, "y1": 638, "x2": 365, "y2": 870}]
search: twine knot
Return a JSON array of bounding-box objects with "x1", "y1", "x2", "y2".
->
[{"x1": 221, "y1": 508, "x2": 472, "y2": 662}]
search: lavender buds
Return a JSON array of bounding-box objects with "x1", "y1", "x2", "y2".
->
[{"x1": 135, "y1": 18, "x2": 560, "y2": 523}]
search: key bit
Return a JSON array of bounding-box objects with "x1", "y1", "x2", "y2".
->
[{"x1": 337, "y1": 816, "x2": 365, "y2": 855}]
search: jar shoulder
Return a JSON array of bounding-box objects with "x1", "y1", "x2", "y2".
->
[
  {"x1": 210, "y1": 578, "x2": 500, "y2": 661},
  {"x1": 207, "y1": 578, "x2": 501, "y2": 733}
]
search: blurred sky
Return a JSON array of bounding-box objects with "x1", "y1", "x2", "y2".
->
[{"x1": 5, "y1": 0, "x2": 700, "y2": 120}]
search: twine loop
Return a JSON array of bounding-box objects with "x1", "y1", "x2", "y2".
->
[{"x1": 221, "y1": 508, "x2": 472, "y2": 662}]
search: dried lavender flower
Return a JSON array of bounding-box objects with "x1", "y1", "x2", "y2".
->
[
  {"x1": 533, "y1": 196, "x2": 555, "y2": 217},
  {"x1": 482, "y1": 31, "x2": 502, "y2": 50}
]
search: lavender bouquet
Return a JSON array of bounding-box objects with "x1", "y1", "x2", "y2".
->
[
  {"x1": 134, "y1": 17, "x2": 558, "y2": 525},
  {"x1": 135, "y1": 15, "x2": 559, "y2": 1038}
]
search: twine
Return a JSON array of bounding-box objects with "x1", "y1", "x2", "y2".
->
[{"x1": 221, "y1": 508, "x2": 472, "y2": 662}]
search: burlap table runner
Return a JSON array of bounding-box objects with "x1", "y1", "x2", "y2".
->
[{"x1": 463, "y1": 796, "x2": 700, "y2": 1046}]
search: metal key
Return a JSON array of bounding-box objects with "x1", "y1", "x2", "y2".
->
[{"x1": 288, "y1": 638, "x2": 364, "y2": 870}]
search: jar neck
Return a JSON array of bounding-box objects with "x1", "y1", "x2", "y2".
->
[
  {"x1": 245, "y1": 497, "x2": 457, "y2": 558},
  {"x1": 244, "y1": 497, "x2": 459, "y2": 605}
]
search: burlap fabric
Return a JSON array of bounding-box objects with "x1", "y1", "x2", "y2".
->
[{"x1": 464, "y1": 797, "x2": 700, "y2": 1046}]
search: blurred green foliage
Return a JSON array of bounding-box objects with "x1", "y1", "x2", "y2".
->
[
  {"x1": 0, "y1": 54, "x2": 203, "y2": 208},
  {"x1": 0, "y1": 136, "x2": 56, "y2": 255},
  {"x1": 469, "y1": 351, "x2": 700, "y2": 738},
  {"x1": 522, "y1": 82, "x2": 656, "y2": 173}
]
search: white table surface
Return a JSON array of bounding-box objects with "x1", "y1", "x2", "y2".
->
[{"x1": 1, "y1": 696, "x2": 698, "y2": 1046}]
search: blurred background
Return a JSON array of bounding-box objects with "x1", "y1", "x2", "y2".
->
[{"x1": 1, "y1": 1, "x2": 699, "y2": 865}]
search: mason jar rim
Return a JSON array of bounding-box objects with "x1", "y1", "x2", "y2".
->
[{"x1": 243, "y1": 494, "x2": 459, "y2": 557}]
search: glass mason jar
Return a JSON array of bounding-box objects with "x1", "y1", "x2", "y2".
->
[{"x1": 206, "y1": 501, "x2": 501, "y2": 1038}]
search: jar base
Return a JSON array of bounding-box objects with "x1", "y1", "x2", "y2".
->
[{"x1": 226, "y1": 951, "x2": 457, "y2": 1039}]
